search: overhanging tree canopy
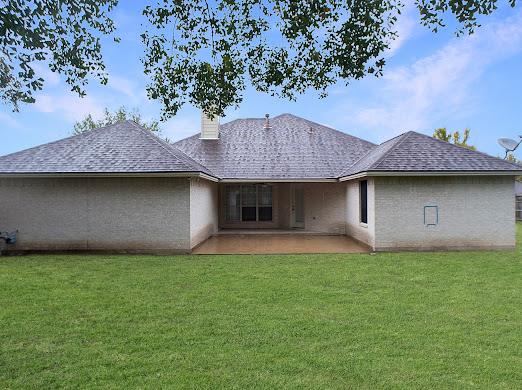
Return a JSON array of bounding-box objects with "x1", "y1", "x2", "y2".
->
[
  {"x1": 0, "y1": 0, "x2": 518, "y2": 118},
  {"x1": 0, "y1": 0, "x2": 118, "y2": 110}
]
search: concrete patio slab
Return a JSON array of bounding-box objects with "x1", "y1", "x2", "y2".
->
[{"x1": 192, "y1": 234, "x2": 369, "y2": 254}]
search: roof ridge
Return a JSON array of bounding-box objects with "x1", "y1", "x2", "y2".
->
[
  {"x1": 174, "y1": 114, "x2": 376, "y2": 148},
  {"x1": 127, "y1": 121, "x2": 217, "y2": 177},
  {"x1": 369, "y1": 131, "x2": 414, "y2": 170},
  {"x1": 339, "y1": 131, "x2": 410, "y2": 176},
  {"x1": 281, "y1": 114, "x2": 376, "y2": 146},
  {"x1": 409, "y1": 131, "x2": 522, "y2": 169}
]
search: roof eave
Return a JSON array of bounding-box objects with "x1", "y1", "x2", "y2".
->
[
  {"x1": 338, "y1": 170, "x2": 522, "y2": 182},
  {"x1": 219, "y1": 178, "x2": 338, "y2": 183},
  {"x1": 0, "y1": 171, "x2": 220, "y2": 182}
]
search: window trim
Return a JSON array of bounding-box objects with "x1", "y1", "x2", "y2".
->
[
  {"x1": 359, "y1": 180, "x2": 368, "y2": 225},
  {"x1": 225, "y1": 184, "x2": 273, "y2": 223},
  {"x1": 224, "y1": 184, "x2": 241, "y2": 222}
]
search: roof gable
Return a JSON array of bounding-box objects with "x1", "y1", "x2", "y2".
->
[{"x1": 0, "y1": 120, "x2": 213, "y2": 175}]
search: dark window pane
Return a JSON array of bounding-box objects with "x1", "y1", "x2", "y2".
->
[
  {"x1": 242, "y1": 206, "x2": 256, "y2": 221},
  {"x1": 258, "y1": 206, "x2": 272, "y2": 221},
  {"x1": 360, "y1": 180, "x2": 368, "y2": 224}
]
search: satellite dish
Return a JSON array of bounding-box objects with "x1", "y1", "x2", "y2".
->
[
  {"x1": 498, "y1": 136, "x2": 522, "y2": 159},
  {"x1": 498, "y1": 138, "x2": 519, "y2": 151}
]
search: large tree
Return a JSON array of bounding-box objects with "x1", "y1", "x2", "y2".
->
[
  {"x1": 0, "y1": 0, "x2": 518, "y2": 118},
  {"x1": 0, "y1": 0, "x2": 118, "y2": 110}
]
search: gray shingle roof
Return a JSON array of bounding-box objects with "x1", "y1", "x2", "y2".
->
[
  {"x1": 2, "y1": 116, "x2": 520, "y2": 180},
  {"x1": 0, "y1": 120, "x2": 214, "y2": 176},
  {"x1": 341, "y1": 131, "x2": 522, "y2": 177},
  {"x1": 173, "y1": 113, "x2": 376, "y2": 179}
]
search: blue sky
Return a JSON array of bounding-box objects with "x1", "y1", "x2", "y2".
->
[{"x1": 2, "y1": 2, "x2": 522, "y2": 158}]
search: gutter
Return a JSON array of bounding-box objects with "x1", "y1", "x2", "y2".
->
[
  {"x1": 219, "y1": 178, "x2": 338, "y2": 183},
  {"x1": 338, "y1": 170, "x2": 522, "y2": 182},
  {"x1": 0, "y1": 172, "x2": 220, "y2": 182},
  {"x1": 1, "y1": 170, "x2": 520, "y2": 184}
]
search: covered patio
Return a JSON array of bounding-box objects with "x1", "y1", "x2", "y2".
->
[
  {"x1": 192, "y1": 231, "x2": 369, "y2": 254},
  {"x1": 196, "y1": 181, "x2": 369, "y2": 254},
  {"x1": 218, "y1": 182, "x2": 348, "y2": 233}
]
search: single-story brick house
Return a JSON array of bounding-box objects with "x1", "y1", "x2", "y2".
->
[{"x1": 0, "y1": 113, "x2": 520, "y2": 253}]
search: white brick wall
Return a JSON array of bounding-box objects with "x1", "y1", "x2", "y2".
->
[
  {"x1": 345, "y1": 179, "x2": 375, "y2": 247},
  {"x1": 4, "y1": 175, "x2": 512, "y2": 253},
  {"x1": 274, "y1": 183, "x2": 347, "y2": 233},
  {"x1": 0, "y1": 177, "x2": 192, "y2": 252},
  {"x1": 302, "y1": 183, "x2": 346, "y2": 234},
  {"x1": 373, "y1": 176, "x2": 516, "y2": 251},
  {"x1": 190, "y1": 178, "x2": 218, "y2": 248}
]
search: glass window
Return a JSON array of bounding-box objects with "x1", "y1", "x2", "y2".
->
[
  {"x1": 258, "y1": 185, "x2": 272, "y2": 221},
  {"x1": 241, "y1": 185, "x2": 257, "y2": 221},
  {"x1": 224, "y1": 184, "x2": 273, "y2": 222},
  {"x1": 225, "y1": 185, "x2": 240, "y2": 221},
  {"x1": 360, "y1": 180, "x2": 368, "y2": 224}
]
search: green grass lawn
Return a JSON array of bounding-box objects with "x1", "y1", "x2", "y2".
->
[{"x1": 1, "y1": 226, "x2": 522, "y2": 389}]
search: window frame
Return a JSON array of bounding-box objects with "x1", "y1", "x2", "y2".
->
[
  {"x1": 257, "y1": 184, "x2": 273, "y2": 221},
  {"x1": 224, "y1": 185, "x2": 241, "y2": 222},
  {"x1": 359, "y1": 180, "x2": 368, "y2": 225},
  {"x1": 224, "y1": 184, "x2": 273, "y2": 223},
  {"x1": 241, "y1": 184, "x2": 258, "y2": 221}
]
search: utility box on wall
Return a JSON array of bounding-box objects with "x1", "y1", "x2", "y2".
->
[{"x1": 424, "y1": 205, "x2": 439, "y2": 227}]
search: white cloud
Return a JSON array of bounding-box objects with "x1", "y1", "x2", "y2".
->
[
  {"x1": 385, "y1": 0, "x2": 418, "y2": 57},
  {"x1": 29, "y1": 67, "x2": 148, "y2": 123},
  {"x1": 107, "y1": 75, "x2": 136, "y2": 98},
  {"x1": 163, "y1": 115, "x2": 199, "y2": 142},
  {"x1": 33, "y1": 92, "x2": 105, "y2": 121},
  {"x1": 334, "y1": 11, "x2": 522, "y2": 141},
  {"x1": 30, "y1": 74, "x2": 155, "y2": 124},
  {"x1": 32, "y1": 63, "x2": 60, "y2": 86}
]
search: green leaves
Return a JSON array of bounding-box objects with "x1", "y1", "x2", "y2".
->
[
  {"x1": 0, "y1": 0, "x2": 517, "y2": 119},
  {"x1": 140, "y1": 0, "x2": 518, "y2": 119},
  {"x1": 417, "y1": 0, "x2": 518, "y2": 36},
  {"x1": 141, "y1": 0, "x2": 397, "y2": 118},
  {"x1": 433, "y1": 128, "x2": 476, "y2": 150},
  {"x1": 0, "y1": 0, "x2": 118, "y2": 111}
]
